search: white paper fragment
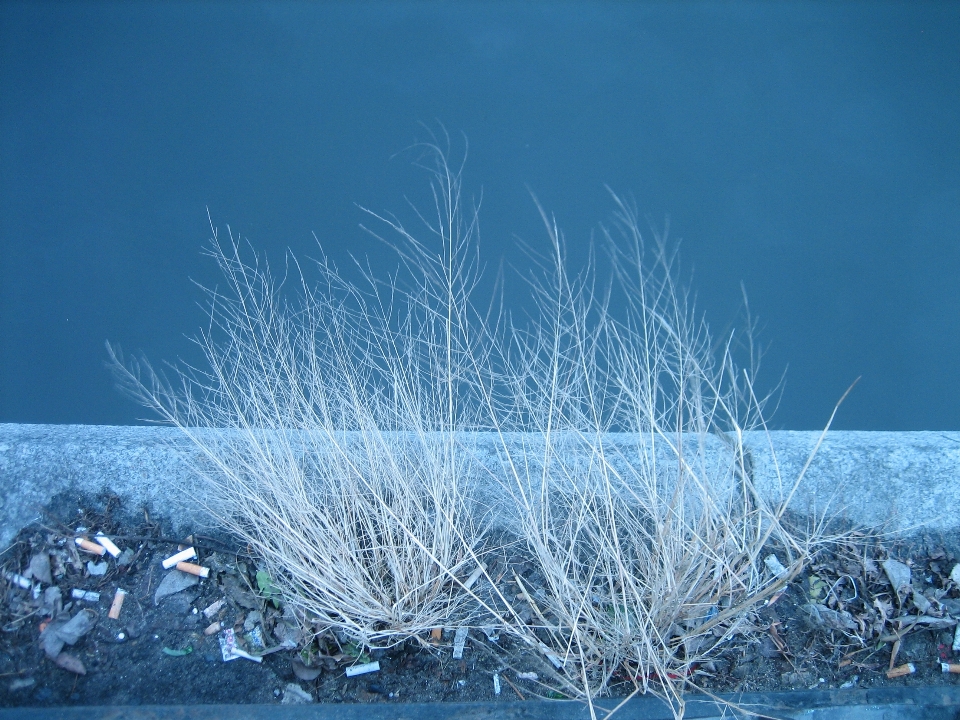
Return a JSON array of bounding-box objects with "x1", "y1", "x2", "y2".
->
[
  {"x1": 71, "y1": 589, "x2": 100, "y2": 602},
  {"x1": 452, "y1": 626, "x2": 469, "y2": 659},
  {"x1": 345, "y1": 661, "x2": 380, "y2": 677}
]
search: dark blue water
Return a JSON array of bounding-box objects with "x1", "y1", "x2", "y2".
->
[{"x1": 2, "y1": 1, "x2": 958, "y2": 430}]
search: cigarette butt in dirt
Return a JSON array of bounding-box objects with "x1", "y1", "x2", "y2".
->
[
  {"x1": 886, "y1": 663, "x2": 916, "y2": 679},
  {"x1": 75, "y1": 538, "x2": 106, "y2": 556},
  {"x1": 943, "y1": 663, "x2": 960, "y2": 674},
  {"x1": 5, "y1": 572, "x2": 31, "y2": 589},
  {"x1": 345, "y1": 661, "x2": 380, "y2": 677},
  {"x1": 161, "y1": 547, "x2": 196, "y2": 569},
  {"x1": 463, "y1": 563, "x2": 486, "y2": 590},
  {"x1": 71, "y1": 588, "x2": 100, "y2": 602},
  {"x1": 108, "y1": 588, "x2": 127, "y2": 619},
  {"x1": 202, "y1": 599, "x2": 225, "y2": 618},
  {"x1": 95, "y1": 533, "x2": 122, "y2": 557},
  {"x1": 493, "y1": 673, "x2": 501, "y2": 696},
  {"x1": 204, "y1": 620, "x2": 224, "y2": 636},
  {"x1": 175, "y1": 561, "x2": 209, "y2": 578},
  {"x1": 430, "y1": 627, "x2": 442, "y2": 642}
]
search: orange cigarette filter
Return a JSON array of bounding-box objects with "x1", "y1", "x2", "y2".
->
[
  {"x1": 75, "y1": 538, "x2": 106, "y2": 556},
  {"x1": 204, "y1": 620, "x2": 224, "y2": 636},
  {"x1": 108, "y1": 588, "x2": 127, "y2": 619},
  {"x1": 175, "y1": 561, "x2": 210, "y2": 578},
  {"x1": 943, "y1": 663, "x2": 960, "y2": 674},
  {"x1": 886, "y1": 663, "x2": 916, "y2": 679}
]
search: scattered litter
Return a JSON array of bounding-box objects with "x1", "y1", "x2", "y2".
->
[
  {"x1": 493, "y1": 673, "x2": 501, "y2": 695},
  {"x1": 219, "y1": 628, "x2": 261, "y2": 663},
  {"x1": 281, "y1": 683, "x2": 313, "y2": 704},
  {"x1": 95, "y1": 533, "x2": 122, "y2": 557},
  {"x1": 162, "y1": 646, "x2": 193, "y2": 657},
  {"x1": 463, "y1": 563, "x2": 486, "y2": 590},
  {"x1": 345, "y1": 661, "x2": 380, "y2": 677},
  {"x1": 202, "y1": 599, "x2": 225, "y2": 618},
  {"x1": 26, "y1": 552, "x2": 53, "y2": 585},
  {"x1": 204, "y1": 621, "x2": 224, "y2": 636},
  {"x1": 40, "y1": 609, "x2": 97, "y2": 659},
  {"x1": 886, "y1": 662, "x2": 915, "y2": 679},
  {"x1": 244, "y1": 626, "x2": 266, "y2": 652},
  {"x1": 161, "y1": 547, "x2": 196, "y2": 569},
  {"x1": 452, "y1": 627, "x2": 469, "y2": 659},
  {"x1": 53, "y1": 652, "x2": 86, "y2": 675},
  {"x1": 943, "y1": 663, "x2": 960, "y2": 674},
  {"x1": 108, "y1": 588, "x2": 127, "y2": 619},
  {"x1": 516, "y1": 671, "x2": 538, "y2": 681},
  {"x1": 882, "y1": 559, "x2": 912, "y2": 603},
  {"x1": 5, "y1": 572, "x2": 31, "y2": 590},
  {"x1": 70, "y1": 589, "x2": 100, "y2": 603},
  {"x1": 154, "y1": 568, "x2": 200, "y2": 605},
  {"x1": 175, "y1": 561, "x2": 210, "y2": 578},
  {"x1": 86, "y1": 560, "x2": 108, "y2": 576},
  {"x1": 75, "y1": 538, "x2": 106, "y2": 556},
  {"x1": 764, "y1": 554, "x2": 787, "y2": 577}
]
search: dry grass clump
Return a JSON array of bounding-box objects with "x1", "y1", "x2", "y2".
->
[
  {"x1": 107, "y1": 148, "x2": 492, "y2": 647},
  {"x1": 486, "y1": 197, "x2": 846, "y2": 717},
  {"x1": 110, "y1": 142, "x2": 846, "y2": 717}
]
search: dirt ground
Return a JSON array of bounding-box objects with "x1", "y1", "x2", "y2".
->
[{"x1": 1, "y1": 493, "x2": 958, "y2": 708}]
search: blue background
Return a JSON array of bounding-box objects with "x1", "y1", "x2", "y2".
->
[{"x1": 2, "y1": 1, "x2": 958, "y2": 430}]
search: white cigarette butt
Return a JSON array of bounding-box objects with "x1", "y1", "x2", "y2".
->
[
  {"x1": 161, "y1": 547, "x2": 196, "y2": 569},
  {"x1": 108, "y1": 588, "x2": 127, "y2": 619},
  {"x1": 345, "y1": 661, "x2": 380, "y2": 677},
  {"x1": 71, "y1": 588, "x2": 100, "y2": 602},
  {"x1": 5, "y1": 572, "x2": 31, "y2": 589},
  {"x1": 463, "y1": 563, "x2": 486, "y2": 590},
  {"x1": 95, "y1": 533, "x2": 122, "y2": 557},
  {"x1": 175, "y1": 561, "x2": 209, "y2": 578},
  {"x1": 493, "y1": 673, "x2": 501, "y2": 695}
]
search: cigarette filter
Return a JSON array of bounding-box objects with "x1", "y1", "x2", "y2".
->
[
  {"x1": 943, "y1": 663, "x2": 960, "y2": 674},
  {"x1": 202, "y1": 599, "x2": 225, "y2": 618},
  {"x1": 175, "y1": 561, "x2": 210, "y2": 578},
  {"x1": 108, "y1": 588, "x2": 127, "y2": 619},
  {"x1": 75, "y1": 538, "x2": 106, "y2": 556},
  {"x1": 71, "y1": 588, "x2": 100, "y2": 602},
  {"x1": 345, "y1": 661, "x2": 380, "y2": 677},
  {"x1": 95, "y1": 533, "x2": 122, "y2": 557},
  {"x1": 886, "y1": 663, "x2": 916, "y2": 679},
  {"x1": 204, "y1": 620, "x2": 224, "y2": 636},
  {"x1": 161, "y1": 547, "x2": 196, "y2": 569}
]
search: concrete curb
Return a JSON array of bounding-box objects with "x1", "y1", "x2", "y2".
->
[{"x1": 2, "y1": 424, "x2": 958, "y2": 550}]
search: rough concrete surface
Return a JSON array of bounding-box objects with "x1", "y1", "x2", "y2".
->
[{"x1": 1, "y1": 424, "x2": 957, "y2": 551}]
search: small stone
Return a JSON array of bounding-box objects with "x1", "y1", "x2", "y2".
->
[
  {"x1": 281, "y1": 683, "x2": 313, "y2": 704},
  {"x1": 86, "y1": 560, "x2": 108, "y2": 576},
  {"x1": 154, "y1": 569, "x2": 200, "y2": 605},
  {"x1": 117, "y1": 548, "x2": 135, "y2": 566}
]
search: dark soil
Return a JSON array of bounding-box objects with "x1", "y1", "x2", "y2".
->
[{"x1": 1, "y1": 495, "x2": 958, "y2": 709}]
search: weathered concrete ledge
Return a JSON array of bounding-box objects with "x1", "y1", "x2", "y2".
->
[{"x1": 1, "y1": 424, "x2": 956, "y2": 550}]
